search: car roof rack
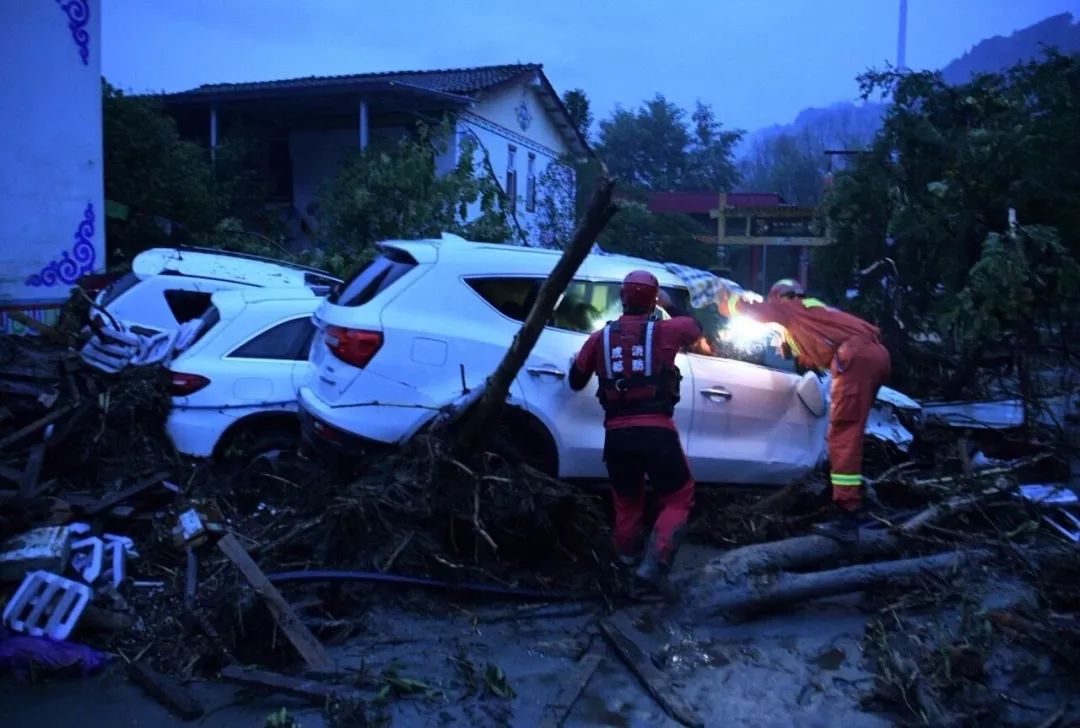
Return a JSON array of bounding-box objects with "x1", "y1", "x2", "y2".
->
[{"x1": 175, "y1": 244, "x2": 342, "y2": 282}]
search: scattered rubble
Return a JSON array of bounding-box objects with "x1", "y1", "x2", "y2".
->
[{"x1": 1, "y1": 257, "x2": 1078, "y2": 725}]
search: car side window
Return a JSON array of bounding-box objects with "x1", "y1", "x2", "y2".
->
[
  {"x1": 685, "y1": 307, "x2": 797, "y2": 372},
  {"x1": 163, "y1": 290, "x2": 213, "y2": 324},
  {"x1": 466, "y1": 277, "x2": 541, "y2": 322},
  {"x1": 467, "y1": 277, "x2": 623, "y2": 333},
  {"x1": 552, "y1": 281, "x2": 622, "y2": 333},
  {"x1": 228, "y1": 317, "x2": 315, "y2": 361}
]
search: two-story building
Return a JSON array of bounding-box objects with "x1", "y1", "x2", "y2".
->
[{"x1": 163, "y1": 64, "x2": 591, "y2": 248}]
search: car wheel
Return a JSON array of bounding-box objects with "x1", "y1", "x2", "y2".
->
[
  {"x1": 492, "y1": 417, "x2": 558, "y2": 477},
  {"x1": 219, "y1": 423, "x2": 300, "y2": 465}
]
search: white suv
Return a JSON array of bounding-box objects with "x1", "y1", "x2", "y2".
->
[
  {"x1": 166, "y1": 287, "x2": 320, "y2": 458},
  {"x1": 298, "y1": 234, "x2": 918, "y2": 485}
]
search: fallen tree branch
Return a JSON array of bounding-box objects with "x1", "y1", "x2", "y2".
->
[
  {"x1": 897, "y1": 476, "x2": 1012, "y2": 535},
  {"x1": 599, "y1": 619, "x2": 704, "y2": 728},
  {"x1": 538, "y1": 652, "x2": 603, "y2": 728},
  {"x1": 454, "y1": 177, "x2": 618, "y2": 451},
  {"x1": 219, "y1": 664, "x2": 363, "y2": 703},
  {"x1": 699, "y1": 477, "x2": 1013, "y2": 586},
  {"x1": 697, "y1": 550, "x2": 987, "y2": 621},
  {"x1": 217, "y1": 533, "x2": 332, "y2": 670}
]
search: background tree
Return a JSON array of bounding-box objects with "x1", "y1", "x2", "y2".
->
[
  {"x1": 103, "y1": 81, "x2": 223, "y2": 262},
  {"x1": 686, "y1": 100, "x2": 743, "y2": 192},
  {"x1": 561, "y1": 88, "x2": 594, "y2": 140},
  {"x1": 738, "y1": 131, "x2": 825, "y2": 206},
  {"x1": 596, "y1": 94, "x2": 743, "y2": 193},
  {"x1": 316, "y1": 123, "x2": 511, "y2": 252},
  {"x1": 104, "y1": 80, "x2": 281, "y2": 265},
  {"x1": 818, "y1": 51, "x2": 1080, "y2": 396}
]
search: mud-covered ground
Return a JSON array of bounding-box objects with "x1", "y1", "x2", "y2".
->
[{"x1": 2, "y1": 545, "x2": 1074, "y2": 728}]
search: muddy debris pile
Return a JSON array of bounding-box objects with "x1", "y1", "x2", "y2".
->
[
  {"x1": 0, "y1": 332, "x2": 617, "y2": 685},
  {"x1": 2, "y1": 322, "x2": 1079, "y2": 726}
]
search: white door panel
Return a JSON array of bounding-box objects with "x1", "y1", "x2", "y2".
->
[
  {"x1": 518, "y1": 328, "x2": 694, "y2": 479},
  {"x1": 686, "y1": 354, "x2": 824, "y2": 485}
]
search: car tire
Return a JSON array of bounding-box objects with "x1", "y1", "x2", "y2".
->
[
  {"x1": 218, "y1": 422, "x2": 300, "y2": 465},
  {"x1": 492, "y1": 415, "x2": 558, "y2": 477}
]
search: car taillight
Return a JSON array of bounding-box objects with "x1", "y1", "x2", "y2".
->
[
  {"x1": 324, "y1": 326, "x2": 383, "y2": 368},
  {"x1": 169, "y1": 372, "x2": 210, "y2": 396}
]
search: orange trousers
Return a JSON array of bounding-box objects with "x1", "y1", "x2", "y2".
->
[{"x1": 828, "y1": 337, "x2": 891, "y2": 510}]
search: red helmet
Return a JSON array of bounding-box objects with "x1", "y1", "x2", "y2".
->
[
  {"x1": 768, "y1": 278, "x2": 805, "y2": 300},
  {"x1": 621, "y1": 270, "x2": 659, "y2": 312}
]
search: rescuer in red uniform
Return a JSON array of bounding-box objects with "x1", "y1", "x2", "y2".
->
[
  {"x1": 570, "y1": 270, "x2": 702, "y2": 593},
  {"x1": 718, "y1": 278, "x2": 892, "y2": 543}
]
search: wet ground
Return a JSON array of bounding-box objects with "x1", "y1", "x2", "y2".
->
[{"x1": 0, "y1": 546, "x2": 898, "y2": 728}]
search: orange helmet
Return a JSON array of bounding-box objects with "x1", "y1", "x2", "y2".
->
[
  {"x1": 768, "y1": 278, "x2": 805, "y2": 300},
  {"x1": 621, "y1": 270, "x2": 659, "y2": 312}
]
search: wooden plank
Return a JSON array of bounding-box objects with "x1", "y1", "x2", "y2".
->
[
  {"x1": 81, "y1": 469, "x2": 172, "y2": 516},
  {"x1": 219, "y1": 664, "x2": 359, "y2": 703},
  {"x1": 0, "y1": 461, "x2": 21, "y2": 484},
  {"x1": 217, "y1": 533, "x2": 332, "y2": 670},
  {"x1": 0, "y1": 404, "x2": 77, "y2": 452},
  {"x1": 538, "y1": 652, "x2": 603, "y2": 728},
  {"x1": 184, "y1": 548, "x2": 198, "y2": 610},
  {"x1": 18, "y1": 444, "x2": 45, "y2": 498},
  {"x1": 598, "y1": 620, "x2": 703, "y2": 728},
  {"x1": 5, "y1": 311, "x2": 69, "y2": 345},
  {"x1": 126, "y1": 661, "x2": 204, "y2": 721}
]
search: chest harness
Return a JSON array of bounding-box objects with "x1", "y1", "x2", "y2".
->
[{"x1": 597, "y1": 320, "x2": 682, "y2": 418}]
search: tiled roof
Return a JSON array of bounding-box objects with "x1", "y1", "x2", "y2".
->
[
  {"x1": 172, "y1": 63, "x2": 541, "y2": 98},
  {"x1": 646, "y1": 191, "x2": 788, "y2": 215}
]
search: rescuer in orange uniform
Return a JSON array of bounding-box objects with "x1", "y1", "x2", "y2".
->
[
  {"x1": 570, "y1": 271, "x2": 701, "y2": 593},
  {"x1": 718, "y1": 278, "x2": 892, "y2": 543}
]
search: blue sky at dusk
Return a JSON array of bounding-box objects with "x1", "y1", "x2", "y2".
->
[{"x1": 103, "y1": 0, "x2": 1079, "y2": 133}]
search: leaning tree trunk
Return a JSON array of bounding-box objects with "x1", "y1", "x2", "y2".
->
[
  {"x1": 696, "y1": 550, "x2": 986, "y2": 621},
  {"x1": 453, "y1": 177, "x2": 618, "y2": 452}
]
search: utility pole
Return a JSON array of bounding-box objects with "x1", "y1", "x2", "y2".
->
[{"x1": 897, "y1": 0, "x2": 908, "y2": 71}]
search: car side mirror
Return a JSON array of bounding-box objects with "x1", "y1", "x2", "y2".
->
[{"x1": 795, "y1": 371, "x2": 827, "y2": 417}]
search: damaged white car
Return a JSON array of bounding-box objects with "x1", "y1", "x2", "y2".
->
[
  {"x1": 299, "y1": 233, "x2": 920, "y2": 485},
  {"x1": 81, "y1": 246, "x2": 340, "y2": 375}
]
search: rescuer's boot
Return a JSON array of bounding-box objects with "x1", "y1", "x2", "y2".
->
[
  {"x1": 634, "y1": 538, "x2": 677, "y2": 602},
  {"x1": 811, "y1": 507, "x2": 861, "y2": 544}
]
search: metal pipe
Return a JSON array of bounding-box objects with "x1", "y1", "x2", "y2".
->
[
  {"x1": 209, "y1": 106, "x2": 218, "y2": 163},
  {"x1": 897, "y1": 0, "x2": 908, "y2": 71},
  {"x1": 266, "y1": 568, "x2": 588, "y2": 602},
  {"x1": 358, "y1": 100, "x2": 369, "y2": 150}
]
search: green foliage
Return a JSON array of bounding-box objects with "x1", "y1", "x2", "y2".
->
[
  {"x1": 598, "y1": 201, "x2": 713, "y2": 269},
  {"x1": 103, "y1": 79, "x2": 278, "y2": 266},
  {"x1": 818, "y1": 51, "x2": 1080, "y2": 393},
  {"x1": 948, "y1": 226, "x2": 1080, "y2": 346},
  {"x1": 264, "y1": 707, "x2": 302, "y2": 728},
  {"x1": 596, "y1": 94, "x2": 743, "y2": 192},
  {"x1": 199, "y1": 218, "x2": 366, "y2": 279},
  {"x1": 317, "y1": 121, "x2": 511, "y2": 251},
  {"x1": 103, "y1": 80, "x2": 221, "y2": 262},
  {"x1": 561, "y1": 88, "x2": 593, "y2": 139},
  {"x1": 535, "y1": 159, "x2": 578, "y2": 249}
]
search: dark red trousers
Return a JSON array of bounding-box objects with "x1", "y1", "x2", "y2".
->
[
  {"x1": 603, "y1": 427, "x2": 695, "y2": 566},
  {"x1": 828, "y1": 337, "x2": 892, "y2": 510}
]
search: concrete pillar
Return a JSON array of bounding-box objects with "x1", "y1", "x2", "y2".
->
[
  {"x1": 209, "y1": 106, "x2": 218, "y2": 163},
  {"x1": 358, "y1": 99, "x2": 369, "y2": 150}
]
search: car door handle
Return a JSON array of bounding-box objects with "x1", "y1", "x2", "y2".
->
[
  {"x1": 527, "y1": 365, "x2": 566, "y2": 380},
  {"x1": 700, "y1": 386, "x2": 733, "y2": 401}
]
